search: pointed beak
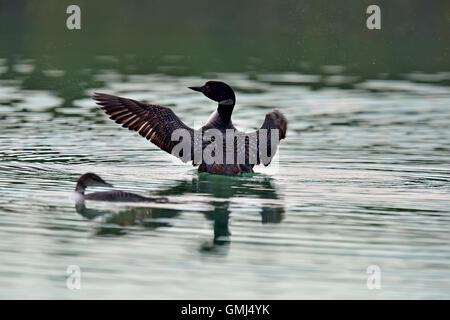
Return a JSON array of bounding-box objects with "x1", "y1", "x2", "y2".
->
[
  {"x1": 188, "y1": 86, "x2": 204, "y2": 93},
  {"x1": 98, "y1": 179, "x2": 113, "y2": 188}
]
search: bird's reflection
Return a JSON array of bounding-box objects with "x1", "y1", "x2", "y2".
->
[
  {"x1": 75, "y1": 173, "x2": 284, "y2": 252},
  {"x1": 75, "y1": 202, "x2": 180, "y2": 236}
]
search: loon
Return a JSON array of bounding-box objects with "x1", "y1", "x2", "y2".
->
[
  {"x1": 93, "y1": 81, "x2": 287, "y2": 176},
  {"x1": 72, "y1": 172, "x2": 168, "y2": 202}
]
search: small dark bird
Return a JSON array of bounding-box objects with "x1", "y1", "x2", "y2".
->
[
  {"x1": 72, "y1": 172, "x2": 168, "y2": 202},
  {"x1": 93, "y1": 81, "x2": 287, "y2": 175}
]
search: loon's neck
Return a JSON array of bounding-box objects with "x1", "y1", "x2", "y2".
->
[
  {"x1": 75, "y1": 183, "x2": 85, "y2": 195},
  {"x1": 217, "y1": 99, "x2": 235, "y2": 126}
]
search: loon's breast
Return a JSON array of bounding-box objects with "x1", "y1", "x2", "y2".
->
[
  {"x1": 198, "y1": 123, "x2": 255, "y2": 175},
  {"x1": 203, "y1": 110, "x2": 236, "y2": 131},
  {"x1": 70, "y1": 191, "x2": 85, "y2": 202}
]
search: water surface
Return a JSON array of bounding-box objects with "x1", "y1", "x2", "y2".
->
[
  {"x1": 0, "y1": 67, "x2": 449, "y2": 299},
  {"x1": 0, "y1": 0, "x2": 449, "y2": 299}
]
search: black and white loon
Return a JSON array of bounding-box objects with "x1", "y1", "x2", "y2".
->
[
  {"x1": 71, "y1": 172, "x2": 167, "y2": 202},
  {"x1": 93, "y1": 81, "x2": 287, "y2": 176}
]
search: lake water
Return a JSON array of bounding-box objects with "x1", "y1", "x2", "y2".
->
[
  {"x1": 1, "y1": 0, "x2": 449, "y2": 300},
  {"x1": 0, "y1": 64, "x2": 449, "y2": 299}
]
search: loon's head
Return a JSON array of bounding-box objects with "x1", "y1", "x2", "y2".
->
[
  {"x1": 75, "y1": 172, "x2": 113, "y2": 194},
  {"x1": 189, "y1": 81, "x2": 235, "y2": 106}
]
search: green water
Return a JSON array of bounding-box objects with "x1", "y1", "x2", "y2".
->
[{"x1": 0, "y1": 0, "x2": 449, "y2": 299}]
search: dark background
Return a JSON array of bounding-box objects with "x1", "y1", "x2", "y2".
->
[{"x1": 0, "y1": 0, "x2": 449, "y2": 102}]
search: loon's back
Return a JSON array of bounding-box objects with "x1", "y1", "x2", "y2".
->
[{"x1": 84, "y1": 190, "x2": 167, "y2": 202}]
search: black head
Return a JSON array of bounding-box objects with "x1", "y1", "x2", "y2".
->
[
  {"x1": 75, "y1": 172, "x2": 113, "y2": 192},
  {"x1": 189, "y1": 81, "x2": 235, "y2": 105}
]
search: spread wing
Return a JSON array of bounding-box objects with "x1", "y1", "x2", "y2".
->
[
  {"x1": 239, "y1": 109, "x2": 287, "y2": 166},
  {"x1": 93, "y1": 93, "x2": 194, "y2": 161}
]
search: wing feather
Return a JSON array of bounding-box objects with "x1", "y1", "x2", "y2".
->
[
  {"x1": 93, "y1": 93, "x2": 194, "y2": 161},
  {"x1": 244, "y1": 109, "x2": 287, "y2": 166}
]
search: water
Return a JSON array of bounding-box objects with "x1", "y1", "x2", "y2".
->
[
  {"x1": 0, "y1": 66, "x2": 449, "y2": 299},
  {"x1": 1, "y1": 0, "x2": 450, "y2": 300}
]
